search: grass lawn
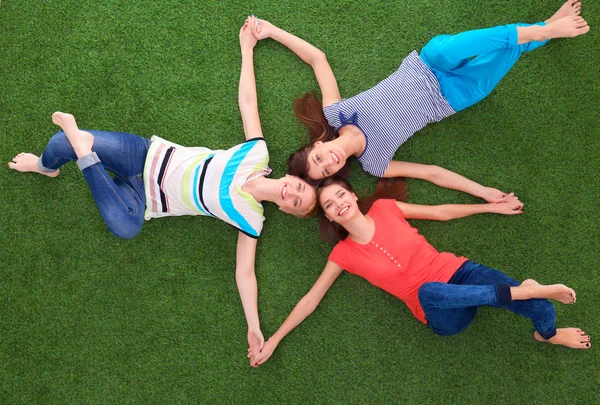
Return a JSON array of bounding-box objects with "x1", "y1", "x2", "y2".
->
[{"x1": 1, "y1": 0, "x2": 598, "y2": 403}]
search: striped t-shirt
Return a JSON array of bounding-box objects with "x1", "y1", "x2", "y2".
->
[
  {"x1": 323, "y1": 51, "x2": 456, "y2": 177},
  {"x1": 143, "y1": 136, "x2": 270, "y2": 238}
]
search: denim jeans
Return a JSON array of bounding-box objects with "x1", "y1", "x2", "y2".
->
[
  {"x1": 420, "y1": 23, "x2": 549, "y2": 111},
  {"x1": 418, "y1": 261, "x2": 557, "y2": 339},
  {"x1": 39, "y1": 130, "x2": 150, "y2": 239}
]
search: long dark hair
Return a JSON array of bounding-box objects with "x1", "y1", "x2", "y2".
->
[
  {"x1": 317, "y1": 176, "x2": 408, "y2": 244},
  {"x1": 288, "y1": 92, "x2": 350, "y2": 181}
]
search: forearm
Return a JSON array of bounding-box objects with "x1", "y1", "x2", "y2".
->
[
  {"x1": 269, "y1": 26, "x2": 326, "y2": 66},
  {"x1": 236, "y1": 270, "x2": 260, "y2": 331},
  {"x1": 239, "y1": 49, "x2": 258, "y2": 110},
  {"x1": 270, "y1": 294, "x2": 320, "y2": 345},
  {"x1": 436, "y1": 204, "x2": 494, "y2": 221},
  {"x1": 428, "y1": 166, "x2": 487, "y2": 198}
]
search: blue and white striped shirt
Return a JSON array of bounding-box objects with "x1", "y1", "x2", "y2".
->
[{"x1": 323, "y1": 51, "x2": 455, "y2": 177}]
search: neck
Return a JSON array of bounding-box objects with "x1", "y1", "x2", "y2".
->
[
  {"x1": 241, "y1": 176, "x2": 277, "y2": 204},
  {"x1": 337, "y1": 125, "x2": 367, "y2": 157},
  {"x1": 343, "y1": 212, "x2": 375, "y2": 244}
]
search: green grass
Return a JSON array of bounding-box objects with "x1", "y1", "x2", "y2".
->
[{"x1": 1, "y1": 0, "x2": 599, "y2": 403}]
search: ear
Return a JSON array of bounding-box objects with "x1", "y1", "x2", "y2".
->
[
  {"x1": 314, "y1": 141, "x2": 323, "y2": 146},
  {"x1": 325, "y1": 214, "x2": 332, "y2": 222},
  {"x1": 352, "y1": 192, "x2": 358, "y2": 201}
]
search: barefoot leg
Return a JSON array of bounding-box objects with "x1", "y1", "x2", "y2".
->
[
  {"x1": 510, "y1": 281, "x2": 576, "y2": 304},
  {"x1": 535, "y1": 328, "x2": 591, "y2": 350},
  {"x1": 51, "y1": 112, "x2": 95, "y2": 159},
  {"x1": 546, "y1": 0, "x2": 582, "y2": 24},
  {"x1": 8, "y1": 153, "x2": 60, "y2": 177}
]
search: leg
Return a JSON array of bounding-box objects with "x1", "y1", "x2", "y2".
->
[
  {"x1": 10, "y1": 112, "x2": 149, "y2": 239},
  {"x1": 452, "y1": 261, "x2": 590, "y2": 349},
  {"x1": 52, "y1": 112, "x2": 148, "y2": 239}
]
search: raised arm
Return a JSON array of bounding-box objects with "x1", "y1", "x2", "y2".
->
[
  {"x1": 397, "y1": 199, "x2": 523, "y2": 221},
  {"x1": 249, "y1": 17, "x2": 341, "y2": 107},
  {"x1": 249, "y1": 260, "x2": 344, "y2": 367},
  {"x1": 235, "y1": 232, "x2": 264, "y2": 351},
  {"x1": 239, "y1": 20, "x2": 264, "y2": 141},
  {"x1": 384, "y1": 160, "x2": 514, "y2": 203}
]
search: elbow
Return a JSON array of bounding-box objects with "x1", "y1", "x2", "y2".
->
[
  {"x1": 425, "y1": 165, "x2": 442, "y2": 182},
  {"x1": 311, "y1": 50, "x2": 328, "y2": 67}
]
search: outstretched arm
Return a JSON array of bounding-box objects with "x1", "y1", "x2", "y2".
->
[
  {"x1": 384, "y1": 160, "x2": 514, "y2": 203},
  {"x1": 248, "y1": 260, "x2": 344, "y2": 367},
  {"x1": 397, "y1": 199, "x2": 523, "y2": 221},
  {"x1": 235, "y1": 232, "x2": 264, "y2": 352},
  {"x1": 239, "y1": 19, "x2": 263, "y2": 141},
  {"x1": 249, "y1": 17, "x2": 341, "y2": 107}
]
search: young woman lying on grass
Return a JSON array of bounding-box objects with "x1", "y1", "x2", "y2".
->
[
  {"x1": 8, "y1": 20, "x2": 316, "y2": 353},
  {"x1": 248, "y1": 1, "x2": 588, "y2": 183},
  {"x1": 249, "y1": 176, "x2": 590, "y2": 367}
]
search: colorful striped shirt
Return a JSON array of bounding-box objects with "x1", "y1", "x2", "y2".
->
[
  {"x1": 323, "y1": 51, "x2": 456, "y2": 177},
  {"x1": 143, "y1": 136, "x2": 270, "y2": 238}
]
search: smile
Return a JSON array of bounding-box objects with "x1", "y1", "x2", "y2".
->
[
  {"x1": 338, "y1": 206, "x2": 349, "y2": 216},
  {"x1": 281, "y1": 184, "x2": 287, "y2": 199},
  {"x1": 330, "y1": 151, "x2": 339, "y2": 164}
]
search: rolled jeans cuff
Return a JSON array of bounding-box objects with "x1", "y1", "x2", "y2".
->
[
  {"x1": 495, "y1": 284, "x2": 512, "y2": 305},
  {"x1": 37, "y1": 153, "x2": 59, "y2": 174},
  {"x1": 77, "y1": 152, "x2": 101, "y2": 171}
]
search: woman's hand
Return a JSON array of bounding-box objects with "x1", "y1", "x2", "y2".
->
[
  {"x1": 248, "y1": 16, "x2": 275, "y2": 40},
  {"x1": 481, "y1": 187, "x2": 516, "y2": 203},
  {"x1": 248, "y1": 338, "x2": 278, "y2": 367},
  {"x1": 247, "y1": 328, "x2": 265, "y2": 352},
  {"x1": 488, "y1": 197, "x2": 524, "y2": 215},
  {"x1": 239, "y1": 17, "x2": 258, "y2": 51}
]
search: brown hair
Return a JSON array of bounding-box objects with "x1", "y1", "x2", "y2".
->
[
  {"x1": 317, "y1": 176, "x2": 408, "y2": 244},
  {"x1": 287, "y1": 92, "x2": 351, "y2": 181}
]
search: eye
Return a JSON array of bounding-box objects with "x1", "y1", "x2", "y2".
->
[
  {"x1": 316, "y1": 155, "x2": 321, "y2": 163},
  {"x1": 297, "y1": 183, "x2": 301, "y2": 191},
  {"x1": 340, "y1": 192, "x2": 345, "y2": 197},
  {"x1": 325, "y1": 169, "x2": 330, "y2": 175},
  {"x1": 294, "y1": 199, "x2": 299, "y2": 208}
]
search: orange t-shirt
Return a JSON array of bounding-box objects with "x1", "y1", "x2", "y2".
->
[{"x1": 328, "y1": 199, "x2": 468, "y2": 323}]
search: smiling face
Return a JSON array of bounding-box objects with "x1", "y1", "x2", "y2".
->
[
  {"x1": 307, "y1": 141, "x2": 348, "y2": 180},
  {"x1": 318, "y1": 183, "x2": 359, "y2": 224},
  {"x1": 277, "y1": 175, "x2": 317, "y2": 217}
]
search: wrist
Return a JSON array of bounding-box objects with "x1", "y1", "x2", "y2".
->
[{"x1": 241, "y1": 48, "x2": 255, "y2": 56}]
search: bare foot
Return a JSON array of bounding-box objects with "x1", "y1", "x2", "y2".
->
[
  {"x1": 546, "y1": 0, "x2": 582, "y2": 23},
  {"x1": 534, "y1": 328, "x2": 591, "y2": 349},
  {"x1": 545, "y1": 16, "x2": 590, "y2": 38},
  {"x1": 51, "y1": 112, "x2": 94, "y2": 158},
  {"x1": 512, "y1": 281, "x2": 576, "y2": 304},
  {"x1": 8, "y1": 153, "x2": 60, "y2": 177}
]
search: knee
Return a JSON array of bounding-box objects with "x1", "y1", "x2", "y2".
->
[
  {"x1": 418, "y1": 282, "x2": 443, "y2": 304},
  {"x1": 421, "y1": 35, "x2": 452, "y2": 68},
  {"x1": 106, "y1": 215, "x2": 143, "y2": 240},
  {"x1": 109, "y1": 225, "x2": 141, "y2": 240},
  {"x1": 527, "y1": 299, "x2": 556, "y2": 321}
]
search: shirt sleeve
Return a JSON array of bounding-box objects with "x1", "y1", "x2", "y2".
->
[
  {"x1": 323, "y1": 103, "x2": 342, "y2": 129},
  {"x1": 328, "y1": 242, "x2": 350, "y2": 271}
]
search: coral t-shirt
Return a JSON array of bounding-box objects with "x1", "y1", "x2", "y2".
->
[{"x1": 328, "y1": 199, "x2": 467, "y2": 323}]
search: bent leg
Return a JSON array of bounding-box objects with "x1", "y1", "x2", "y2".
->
[
  {"x1": 40, "y1": 129, "x2": 150, "y2": 178},
  {"x1": 79, "y1": 156, "x2": 145, "y2": 239},
  {"x1": 453, "y1": 261, "x2": 558, "y2": 339},
  {"x1": 420, "y1": 24, "x2": 521, "y2": 72},
  {"x1": 50, "y1": 112, "x2": 148, "y2": 239}
]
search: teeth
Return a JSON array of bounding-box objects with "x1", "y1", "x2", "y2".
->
[
  {"x1": 331, "y1": 151, "x2": 339, "y2": 164},
  {"x1": 339, "y1": 206, "x2": 349, "y2": 215},
  {"x1": 282, "y1": 184, "x2": 287, "y2": 199}
]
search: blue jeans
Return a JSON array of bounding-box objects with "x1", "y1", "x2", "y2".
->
[
  {"x1": 420, "y1": 23, "x2": 549, "y2": 111},
  {"x1": 39, "y1": 130, "x2": 150, "y2": 239},
  {"x1": 418, "y1": 261, "x2": 557, "y2": 339}
]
